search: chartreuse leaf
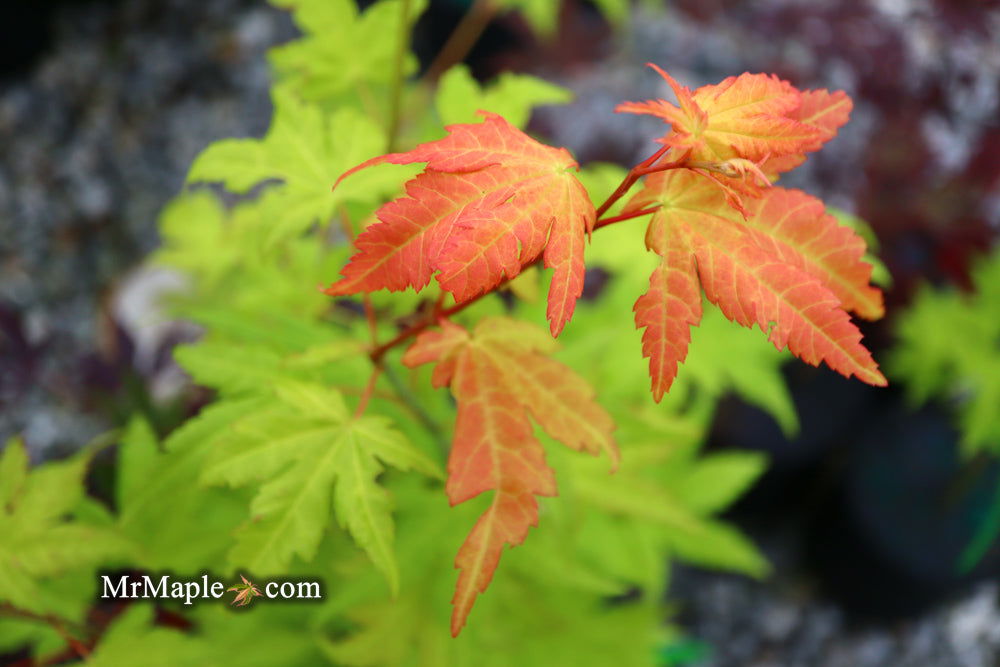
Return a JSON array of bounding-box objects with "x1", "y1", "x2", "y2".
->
[
  {"x1": 117, "y1": 409, "x2": 256, "y2": 572},
  {"x1": 154, "y1": 191, "x2": 243, "y2": 288},
  {"x1": 664, "y1": 517, "x2": 769, "y2": 575},
  {"x1": 544, "y1": 414, "x2": 770, "y2": 582},
  {"x1": 201, "y1": 381, "x2": 440, "y2": 592},
  {"x1": 174, "y1": 342, "x2": 287, "y2": 395},
  {"x1": 87, "y1": 606, "x2": 207, "y2": 667},
  {"x1": 186, "y1": 87, "x2": 409, "y2": 246},
  {"x1": 173, "y1": 337, "x2": 364, "y2": 399},
  {"x1": 157, "y1": 190, "x2": 354, "y2": 320},
  {"x1": 89, "y1": 602, "x2": 328, "y2": 666},
  {"x1": 268, "y1": 0, "x2": 428, "y2": 106},
  {"x1": 679, "y1": 310, "x2": 799, "y2": 437},
  {"x1": 891, "y1": 246, "x2": 1000, "y2": 456},
  {"x1": 436, "y1": 65, "x2": 572, "y2": 129},
  {"x1": 0, "y1": 439, "x2": 131, "y2": 616},
  {"x1": 174, "y1": 303, "x2": 349, "y2": 354},
  {"x1": 671, "y1": 450, "x2": 768, "y2": 515}
]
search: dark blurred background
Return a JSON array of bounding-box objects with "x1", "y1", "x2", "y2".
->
[{"x1": 1, "y1": 1, "x2": 999, "y2": 664}]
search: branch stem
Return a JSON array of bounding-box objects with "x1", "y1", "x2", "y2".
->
[
  {"x1": 370, "y1": 298, "x2": 479, "y2": 364},
  {"x1": 0, "y1": 602, "x2": 90, "y2": 659},
  {"x1": 354, "y1": 365, "x2": 384, "y2": 418},
  {"x1": 594, "y1": 146, "x2": 693, "y2": 219},
  {"x1": 594, "y1": 205, "x2": 661, "y2": 230}
]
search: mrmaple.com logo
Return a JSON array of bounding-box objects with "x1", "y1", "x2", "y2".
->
[{"x1": 100, "y1": 572, "x2": 322, "y2": 606}]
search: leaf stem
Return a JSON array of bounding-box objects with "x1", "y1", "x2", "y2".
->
[
  {"x1": 594, "y1": 205, "x2": 661, "y2": 230},
  {"x1": 594, "y1": 146, "x2": 690, "y2": 218},
  {"x1": 354, "y1": 365, "x2": 385, "y2": 418},
  {"x1": 0, "y1": 602, "x2": 90, "y2": 659},
  {"x1": 370, "y1": 299, "x2": 478, "y2": 364}
]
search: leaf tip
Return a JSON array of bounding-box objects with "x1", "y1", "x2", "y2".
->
[
  {"x1": 865, "y1": 367, "x2": 889, "y2": 387},
  {"x1": 449, "y1": 604, "x2": 469, "y2": 637},
  {"x1": 332, "y1": 154, "x2": 390, "y2": 192}
]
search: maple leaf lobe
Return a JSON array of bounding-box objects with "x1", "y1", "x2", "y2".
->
[
  {"x1": 403, "y1": 317, "x2": 617, "y2": 635},
  {"x1": 627, "y1": 170, "x2": 886, "y2": 397},
  {"x1": 616, "y1": 64, "x2": 849, "y2": 173},
  {"x1": 327, "y1": 113, "x2": 595, "y2": 336}
]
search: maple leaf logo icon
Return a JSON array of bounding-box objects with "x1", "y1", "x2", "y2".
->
[{"x1": 227, "y1": 575, "x2": 262, "y2": 607}]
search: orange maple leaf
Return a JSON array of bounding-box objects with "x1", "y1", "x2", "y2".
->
[
  {"x1": 627, "y1": 170, "x2": 886, "y2": 400},
  {"x1": 402, "y1": 317, "x2": 618, "y2": 636},
  {"x1": 325, "y1": 112, "x2": 595, "y2": 336},
  {"x1": 616, "y1": 64, "x2": 848, "y2": 174}
]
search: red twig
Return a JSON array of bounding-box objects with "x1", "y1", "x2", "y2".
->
[
  {"x1": 354, "y1": 365, "x2": 384, "y2": 418},
  {"x1": 0, "y1": 602, "x2": 91, "y2": 661},
  {"x1": 594, "y1": 205, "x2": 661, "y2": 230},
  {"x1": 369, "y1": 298, "x2": 478, "y2": 364},
  {"x1": 594, "y1": 146, "x2": 690, "y2": 218}
]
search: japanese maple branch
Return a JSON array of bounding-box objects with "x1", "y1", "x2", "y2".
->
[
  {"x1": 593, "y1": 205, "x2": 661, "y2": 230},
  {"x1": 594, "y1": 146, "x2": 691, "y2": 219},
  {"x1": 370, "y1": 298, "x2": 477, "y2": 364},
  {"x1": 354, "y1": 365, "x2": 384, "y2": 418}
]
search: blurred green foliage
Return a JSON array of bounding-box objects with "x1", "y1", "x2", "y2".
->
[
  {"x1": 890, "y1": 246, "x2": 1000, "y2": 571},
  {"x1": 891, "y1": 246, "x2": 1000, "y2": 457}
]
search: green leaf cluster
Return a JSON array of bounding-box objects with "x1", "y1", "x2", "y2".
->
[
  {"x1": 890, "y1": 245, "x2": 1000, "y2": 455},
  {"x1": 0, "y1": 439, "x2": 131, "y2": 656}
]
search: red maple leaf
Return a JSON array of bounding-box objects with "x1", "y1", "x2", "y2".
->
[
  {"x1": 325, "y1": 112, "x2": 595, "y2": 336},
  {"x1": 617, "y1": 64, "x2": 849, "y2": 174},
  {"x1": 627, "y1": 169, "x2": 886, "y2": 400},
  {"x1": 403, "y1": 317, "x2": 618, "y2": 636},
  {"x1": 616, "y1": 64, "x2": 853, "y2": 216}
]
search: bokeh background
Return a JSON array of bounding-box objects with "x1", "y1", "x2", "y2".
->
[{"x1": 2, "y1": 0, "x2": 999, "y2": 664}]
